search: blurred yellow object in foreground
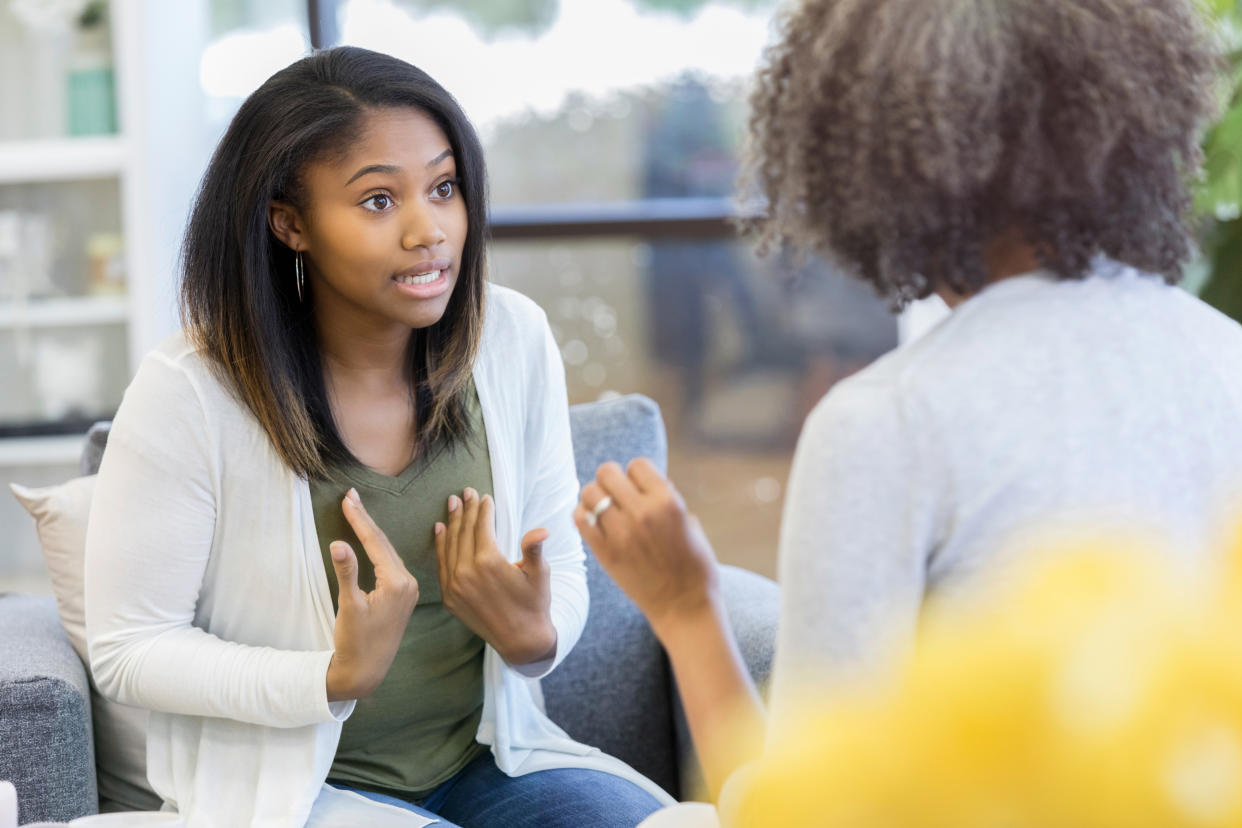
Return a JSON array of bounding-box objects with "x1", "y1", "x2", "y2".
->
[{"x1": 726, "y1": 531, "x2": 1242, "y2": 827}]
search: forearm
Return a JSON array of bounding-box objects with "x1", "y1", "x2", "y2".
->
[
  {"x1": 90, "y1": 624, "x2": 349, "y2": 727},
  {"x1": 653, "y1": 595, "x2": 765, "y2": 800}
]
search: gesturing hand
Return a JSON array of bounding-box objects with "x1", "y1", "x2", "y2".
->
[
  {"x1": 325, "y1": 488, "x2": 421, "y2": 701},
  {"x1": 574, "y1": 459, "x2": 720, "y2": 640},
  {"x1": 435, "y1": 488, "x2": 558, "y2": 667},
  {"x1": 578, "y1": 461, "x2": 761, "y2": 801}
]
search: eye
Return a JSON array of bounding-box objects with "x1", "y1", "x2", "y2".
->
[
  {"x1": 432, "y1": 179, "x2": 459, "y2": 200},
  {"x1": 362, "y1": 193, "x2": 393, "y2": 212}
]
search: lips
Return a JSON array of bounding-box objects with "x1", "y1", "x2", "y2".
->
[
  {"x1": 396, "y1": 269, "x2": 443, "y2": 286},
  {"x1": 393, "y1": 258, "x2": 451, "y2": 283},
  {"x1": 391, "y1": 258, "x2": 452, "y2": 299}
]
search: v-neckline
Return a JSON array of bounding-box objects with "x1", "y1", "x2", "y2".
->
[{"x1": 338, "y1": 452, "x2": 428, "y2": 495}]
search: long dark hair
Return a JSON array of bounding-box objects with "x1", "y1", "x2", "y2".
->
[{"x1": 180, "y1": 46, "x2": 489, "y2": 479}]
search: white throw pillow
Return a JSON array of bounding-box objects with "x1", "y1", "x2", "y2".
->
[{"x1": 10, "y1": 476, "x2": 162, "y2": 813}]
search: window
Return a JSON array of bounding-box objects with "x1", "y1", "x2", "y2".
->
[{"x1": 327, "y1": 0, "x2": 898, "y2": 576}]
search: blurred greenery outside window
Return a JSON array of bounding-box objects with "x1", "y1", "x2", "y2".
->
[{"x1": 1197, "y1": 0, "x2": 1242, "y2": 318}]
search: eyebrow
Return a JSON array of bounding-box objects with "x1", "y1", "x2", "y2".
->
[
  {"x1": 344, "y1": 150, "x2": 455, "y2": 187},
  {"x1": 426, "y1": 148, "x2": 454, "y2": 168}
]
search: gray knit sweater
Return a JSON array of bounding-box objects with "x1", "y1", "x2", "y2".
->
[{"x1": 769, "y1": 263, "x2": 1242, "y2": 735}]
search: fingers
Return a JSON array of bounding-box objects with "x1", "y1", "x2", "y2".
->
[
  {"x1": 329, "y1": 541, "x2": 364, "y2": 606},
  {"x1": 625, "y1": 457, "x2": 670, "y2": 496},
  {"x1": 438, "y1": 489, "x2": 509, "y2": 576},
  {"x1": 434, "y1": 518, "x2": 448, "y2": 590},
  {"x1": 520, "y1": 527, "x2": 548, "y2": 560},
  {"x1": 460, "y1": 487, "x2": 480, "y2": 558},
  {"x1": 582, "y1": 460, "x2": 674, "y2": 535},
  {"x1": 517, "y1": 527, "x2": 550, "y2": 579},
  {"x1": 579, "y1": 480, "x2": 607, "y2": 527},
  {"x1": 595, "y1": 462, "x2": 642, "y2": 513},
  {"x1": 443, "y1": 493, "x2": 463, "y2": 574},
  {"x1": 572, "y1": 502, "x2": 608, "y2": 557},
  {"x1": 477, "y1": 493, "x2": 498, "y2": 554},
  {"x1": 342, "y1": 489, "x2": 405, "y2": 573}
]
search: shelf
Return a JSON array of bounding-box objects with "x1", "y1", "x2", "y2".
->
[
  {"x1": 0, "y1": 136, "x2": 127, "y2": 185},
  {"x1": 0, "y1": 295, "x2": 128, "y2": 328},
  {"x1": 0, "y1": 434, "x2": 83, "y2": 467}
]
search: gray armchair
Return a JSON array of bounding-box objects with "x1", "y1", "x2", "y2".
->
[{"x1": 0, "y1": 394, "x2": 779, "y2": 823}]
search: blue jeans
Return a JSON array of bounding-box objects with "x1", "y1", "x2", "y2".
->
[{"x1": 333, "y1": 752, "x2": 664, "y2": 827}]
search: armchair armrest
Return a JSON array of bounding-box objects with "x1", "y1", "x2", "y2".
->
[{"x1": 0, "y1": 594, "x2": 98, "y2": 823}]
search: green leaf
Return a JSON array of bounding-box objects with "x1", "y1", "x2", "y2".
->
[
  {"x1": 1197, "y1": 99, "x2": 1242, "y2": 213},
  {"x1": 1205, "y1": 0, "x2": 1242, "y2": 21},
  {"x1": 1199, "y1": 219, "x2": 1242, "y2": 321}
]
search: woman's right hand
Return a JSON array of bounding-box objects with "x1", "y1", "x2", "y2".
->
[
  {"x1": 325, "y1": 487, "x2": 420, "y2": 701},
  {"x1": 574, "y1": 459, "x2": 721, "y2": 640}
]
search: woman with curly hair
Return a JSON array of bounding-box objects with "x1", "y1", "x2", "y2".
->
[{"x1": 574, "y1": 0, "x2": 1242, "y2": 804}]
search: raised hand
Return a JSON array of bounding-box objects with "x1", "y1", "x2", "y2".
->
[
  {"x1": 576, "y1": 459, "x2": 763, "y2": 798},
  {"x1": 325, "y1": 488, "x2": 421, "y2": 701},
  {"x1": 573, "y1": 458, "x2": 720, "y2": 640},
  {"x1": 435, "y1": 488, "x2": 557, "y2": 667}
]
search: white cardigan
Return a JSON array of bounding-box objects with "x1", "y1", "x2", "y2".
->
[{"x1": 84, "y1": 285, "x2": 672, "y2": 827}]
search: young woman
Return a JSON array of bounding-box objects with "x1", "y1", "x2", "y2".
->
[
  {"x1": 83, "y1": 47, "x2": 668, "y2": 827},
  {"x1": 573, "y1": 0, "x2": 1242, "y2": 804}
]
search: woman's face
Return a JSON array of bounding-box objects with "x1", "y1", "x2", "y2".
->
[{"x1": 289, "y1": 106, "x2": 468, "y2": 332}]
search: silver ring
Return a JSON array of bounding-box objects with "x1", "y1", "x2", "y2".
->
[{"x1": 586, "y1": 495, "x2": 612, "y2": 527}]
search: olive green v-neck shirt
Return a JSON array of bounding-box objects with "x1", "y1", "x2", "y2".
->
[{"x1": 311, "y1": 385, "x2": 493, "y2": 801}]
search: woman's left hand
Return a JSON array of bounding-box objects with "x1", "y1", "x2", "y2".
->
[{"x1": 435, "y1": 488, "x2": 558, "y2": 667}]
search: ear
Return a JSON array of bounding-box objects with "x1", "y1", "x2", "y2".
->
[{"x1": 267, "y1": 201, "x2": 307, "y2": 252}]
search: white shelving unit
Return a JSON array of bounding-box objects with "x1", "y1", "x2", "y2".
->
[
  {"x1": 0, "y1": 0, "x2": 216, "y2": 593},
  {"x1": 0, "y1": 295, "x2": 128, "y2": 327},
  {"x1": 0, "y1": 135, "x2": 125, "y2": 184},
  {"x1": 0, "y1": 1, "x2": 222, "y2": 593},
  {"x1": 0, "y1": 6, "x2": 138, "y2": 470},
  {"x1": 0, "y1": 0, "x2": 208, "y2": 473}
]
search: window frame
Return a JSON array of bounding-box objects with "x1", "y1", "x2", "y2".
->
[{"x1": 305, "y1": 0, "x2": 753, "y2": 243}]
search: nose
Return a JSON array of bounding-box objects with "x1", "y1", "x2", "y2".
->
[{"x1": 401, "y1": 201, "x2": 448, "y2": 251}]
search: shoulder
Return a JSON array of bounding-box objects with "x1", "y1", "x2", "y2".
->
[
  {"x1": 483, "y1": 283, "x2": 550, "y2": 340},
  {"x1": 123, "y1": 331, "x2": 244, "y2": 425},
  {"x1": 479, "y1": 283, "x2": 556, "y2": 371},
  {"x1": 810, "y1": 326, "x2": 937, "y2": 426},
  {"x1": 475, "y1": 285, "x2": 569, "y2": 424},
  {"x1": 801, "y1": 361, "x2": 908, "y2": 455},
  {"x1": 794, "y1": 334, "x2": 956, "y2": 487}
]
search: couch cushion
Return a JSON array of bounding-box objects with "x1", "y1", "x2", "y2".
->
[
  {"x1": 9, "y1": 478, "x2": 162, "y2": 812},
  {"x1": 0, "y1": 594, "x2": 97, "y2": 823},
  {"x1": 80, "y1": 422, "x2": 110, "y2": 479},
  {"x1": 541, "y1": 394, "x2": 680, "y2": 797}
]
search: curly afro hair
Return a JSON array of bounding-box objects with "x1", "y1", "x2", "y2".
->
[{"x1": 741, "y1": 0, "x2": 1223, "y2": 308}]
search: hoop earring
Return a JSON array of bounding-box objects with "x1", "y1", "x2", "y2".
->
[{"x1": 295, "y1": 250, "x2": 305, "y2": 303}]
